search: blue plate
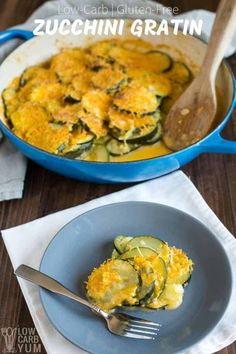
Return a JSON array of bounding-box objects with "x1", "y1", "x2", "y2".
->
[{"x1": 40, "y1": 202, "x2": 232, "y2": 354}]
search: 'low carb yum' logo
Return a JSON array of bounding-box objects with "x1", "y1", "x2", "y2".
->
[
  {"x1": 1, "y1": 327, "x2": 17, "y2": 353},
  {"x1": 1, "y1": 327, "x2": 41, "y2": 353}
]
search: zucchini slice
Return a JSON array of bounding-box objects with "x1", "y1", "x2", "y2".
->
[
  {"x1": 64, "y1": 72, "x2": 93, "y2": 103},
  {"x1": 81, "y1": 90, "x2": 111, "y2": 120},
  {"x1": 125, "y1": 236, "x2": 166, "y2": 254},
  {"x1": 93, "y1": 136, "x2": 110, "y2": 145},
  {"x1": 130, "y1": 257, "x2": 156, "y2": 305},
  {"x1": 75, "y1": 133, "x2": 95, "y2": 144},
  {"x1": 108, "y1": 107, "x2": 157, "y2": 136},
  {"x1": 167, "y1": 247, "x2": 193, "y2": 285},
  {"x1": 86, "y1": 259, "x2": 140, "y2": 311},
  {"x1": 142, "y1": 123, "x2": 162, "y2": 145},
  {"x1": 66, "y1": 131, "x2": 95, "y2": 151},
  {"x1": 153, "y1": 110, "x2": 162, "y2": 122},
  {"x1": 148, "y1": 75, "x2": 172, "y2": 97},
  {"x1": 106, "y1": 79, "x2": 128, "y2": 94},
  {"x1": 20, "y1": 67, "x2": 57, "y2": 87},
  {"x1": 89, "y1": 55, "x2": 115, "y2": 72},
  {"x1": 121, "y1": 247, "x2": 158, "y2": 260},
  {"x1": 91, "y1": 67, "x2": 128, "y2": 93},
  {"x1": 52, "y1": 104, "x2": 81, "y2": 126},
  {"x1": 63, "y1": 141, "x2": 92, "y2": 159},
  {"x1": 111, "y1": 123, "x2": 158, "y2": 144},
  {"x1": 62, "y1": 125, "x2": 95, "y2": 157},
  {"x1": 114, "y1": 235, "x2": 133, "y2": 254},
  {"x1": 184, "y1": 274, "x2": 192, "y2": 286},
  {"x1": 129, "y1": 73, "x2": 171, "y2": 97},
  {"x1": 2, "y1": 88, "x2": 19, "y2": 123},
  {"x1": 124, "y1": 236, "x2": 171, "y2": 265},
  {"x1": 82, "y1": 144, "x2": 109, "y2": 162},
  {"x1": 138, "y1": 282, "x2": 155, "y2": 305},
  {"x1": 166, "y1": 62, "x2": 192, "y2": 84},
  {"x1": 146, "y1": 51, "x2": 172, "y2": 73},
  {"x1": 50, "y1": 48, "x2": 87, "y2": 84},
  {"x1": 168, "y1": 271, "x2": 192, "y2": 286},
  {"x1": 113, "y1": 86, "x2": 160, "y2": 116},
  {"x1": 78, "y1": 111, "x2": 109, "y2": 139},
  {"x1": 64, "y1": 88, "x2": 81, "y2": 103},
  {"x1": 161, "y1": 82, "x2": 185, "y2": 114},
  {"x1": 64, "y1": 95, "x2": 80, "y2": 104},
  {"x1": 87, "y1": 40, "x2": 118, "y2": 58},
  {"x1": 131, "y1": 254, "x2": 167, "y2": 306},
  {"x1": 29, "y1": 83, "x2": 66, "y2": 111},
  {"x1": 56, "y1": 143, "x2": 66, "y2": 154},
  {"x1": 108, "y1": 46, "x2": 144, "y2": 69},
  {"x1": 1, "y1": 77, "x2": 20, "y2": 123},
  {"x1": 126, "y1": 124, "x2": 158, "y2": 144},
  {"x1": 148, "y1": 283, "x2": 184, "y2": 310},
  {"x1": 111, "y1": 249, "x2": 120, "y2": 259},
  {"x1": 151, "y1": 256, "x2": 168, "y2": 298},
  {"x1": 106, "y1": 139, "x2": 140, "y2": 156}
]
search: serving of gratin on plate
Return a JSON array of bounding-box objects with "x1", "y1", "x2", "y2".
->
[
  {"x1": 2, "y1": 38, "x2": 192, "y2": 162},
  {"x1": 38, "y1": 202, "x2": 232, "y2": 354},
  {"x1": 86, "y1": 235, "x2": 193, "y2": 312}
]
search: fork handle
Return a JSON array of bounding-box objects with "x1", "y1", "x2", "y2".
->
[{"x1": 15, "y1": 264, "x2": 108, "y2": 318}]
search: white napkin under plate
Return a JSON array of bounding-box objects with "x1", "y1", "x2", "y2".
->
[
  {"x1": 0, "y1": 0, "x2": 236, "y2": 201},
  {"x1": 2, "y1": 170, "x2": 236, "y2": 354}
]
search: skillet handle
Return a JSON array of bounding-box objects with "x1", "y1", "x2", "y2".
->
[
  {"x1": 201, "y1": 133, "x2": 236, "y2": 153},
  {"x1": 0, "y1": 29, "x2": 34, "y2": 44},
  {"x1": 200, "y1": 81, "x2": 236, "y2": 154}
]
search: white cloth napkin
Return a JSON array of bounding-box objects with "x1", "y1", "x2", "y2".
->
[
  {"x1": 0, "y1": 0, "x2": 236, "y2": 201},
  {"x1": 0, "y1": 139, "x2": 26, "y2": 200},
  {"x1": 2, "y1": 171, "x2": 236, "y2": 354}
]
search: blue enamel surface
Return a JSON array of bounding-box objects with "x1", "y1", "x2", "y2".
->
[
  {"x1": 0, "y1": 30, "x2": 236, "y2": 183},
  {"x1": 0, "y1": 29, "x2": 34, "y2": 43}
]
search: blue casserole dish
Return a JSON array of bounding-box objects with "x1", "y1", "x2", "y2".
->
[{"x1": 0, "y1": 25, "x2": 235, "y2": 183}]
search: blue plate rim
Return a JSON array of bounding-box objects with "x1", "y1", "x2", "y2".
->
[{"x1": 39, "y1": 201, "x2": 233, "y2": 354}]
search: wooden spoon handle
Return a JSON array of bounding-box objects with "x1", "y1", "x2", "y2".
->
[{"x1": 202, "y1": 0, "x2": 236, "y2": 80}]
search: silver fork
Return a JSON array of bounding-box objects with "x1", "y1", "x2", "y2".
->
[{"x1": 15, "y1": 265, "x2": 160, "y2": 340}]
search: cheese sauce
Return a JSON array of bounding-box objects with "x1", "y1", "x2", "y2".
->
[{"x1": 110, "y1": 141, "x2": 171, "y2": 162}]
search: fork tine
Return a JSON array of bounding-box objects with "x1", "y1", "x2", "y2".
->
[
  {"x1": 126, "y1": 327, "x2": 158, "y2": 336},
  {"x1": 129, "y1": 318, "x2": 161, "y2": 327},
  {"x1": 128, "y1": 323, "x2": 160, "y2": 332},
  {"x1": 123, "y1": 331, "x2": 155, "y2": 340}
]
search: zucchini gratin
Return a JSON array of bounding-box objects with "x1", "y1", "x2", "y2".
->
[
  {"x1": 86, "y1": 235, "x2": 193, "y2": 311},
  {"x1": 2, "y1": 39, "x2": 192, "y2": 162}
]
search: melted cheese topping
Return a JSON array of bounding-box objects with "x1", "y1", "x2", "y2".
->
[
  {"x1": 108, "y1": 107, "x2": 156, "y2": 131},
  {"x1": 4, "y1": 38, "x2": 192, "y2": 159},
  {"x1": 91, "y1": 67, "x2": 126, "y2": 91},
  {"x1": 113, "y1": 86, "x2": 158, "y2": 114},
  {"x1": 86, "y1": 236, "x2": 193, "y2": 312},
  {"x1": 78, "y1": 110, "x2": 108, "y2": 138},
  {"x1": 86, "y1": 259, "x2": 139, "y2": 311},
  {"x1": 81, "y1": 90, "x2": 111, "y2": 119},
  {"x1": 11, "y1": 102, "x2": 70, "y2": 153},
  {"x1": 168, "y1": 247, "x2": 193, "y2": 283},
  {"x1": 110, "y1": 141, "x2": 171, "y2": 162},
  {"x1": 51, "y1": 48, "x2": 87, "y2": 83}
]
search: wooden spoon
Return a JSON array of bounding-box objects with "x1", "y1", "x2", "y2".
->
[{"x1": 163, "y1": 0, "x2": 236, "y2": 151}]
